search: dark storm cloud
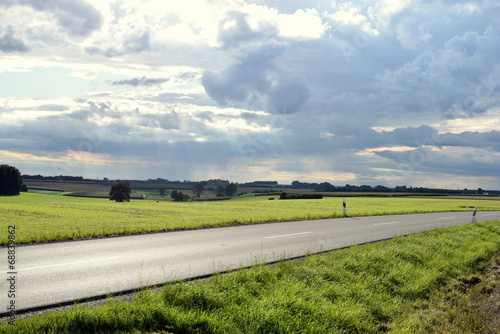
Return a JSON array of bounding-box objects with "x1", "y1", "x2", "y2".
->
[
  {"x1": 111, "y1": 77, "x2": 169, "y2": 87},
  {"x1": 202, "y1": 44, "x2": 310, "y2": 114},
  {"x1": 0, "y1": 26, "x2": 28, "y2": 52}
]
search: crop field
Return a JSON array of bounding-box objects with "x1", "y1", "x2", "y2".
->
[
  {"x1": 23, "y1": 181, "x2": 148, "y2": 199},
  {"x1": 23, "y1": 181, "x2": 112, "y2": 193},
  {"x1": 1, "y1": 220, "x2": 499, "y2": 333},
  {"x1": 1, "y1": 193, "x2": 500, "y2": 245}
]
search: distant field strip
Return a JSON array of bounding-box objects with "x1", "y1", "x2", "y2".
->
[{"x1": 1, "y1": 193, "x2": 500, "y2": 245}]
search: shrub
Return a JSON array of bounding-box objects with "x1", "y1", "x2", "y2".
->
[{"x1": 171, "y1": 190, "x2": 190, "y2": 202}]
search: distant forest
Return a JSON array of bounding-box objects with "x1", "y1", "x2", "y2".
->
[{"x1": 22, "y1": 175, "x2": 498, "y2": 195}]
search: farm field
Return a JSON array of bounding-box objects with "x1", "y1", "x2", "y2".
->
[
  {"x1": 1, "y1": 193, "x2": 500, "y2": 245},
  {"x1": 1, "y1": 220, "x2": 499, "y2": 333}
]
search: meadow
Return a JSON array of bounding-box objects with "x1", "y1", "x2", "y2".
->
[
  {"x1": 1, "y1": 220, "x2": 499, "y2": 333},
  {"x1": 1, "y1": 193, "x2": 500, "y2": 245}
]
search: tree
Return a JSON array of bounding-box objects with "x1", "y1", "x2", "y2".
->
[
  {"x1": 215, "y1": 185, "x2": 225, "y2": 197},
  {"x1": 225, "y1": 183, "x2": 237, "y2": 197},
  {"x1": 193, "y1": 183, "x2": 205, "y2": 197},
  {"x1": 109, "y1": 182, "x2": 131, "y2": 202},
  {"x1": 158, "y1": 188, "x2": 167, "y2": 196},
  {"x1": 0, "y1": 164, "x2": 23, "y2": 195}
]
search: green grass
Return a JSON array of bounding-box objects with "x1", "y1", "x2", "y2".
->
[
  {"x1": 1, "y1": 193, "x2": 500, "y2": 245},
  {"x1": 1, "y1": 221, "x2": 499, "y2": 333},
  {"x1": 413, "y1": 252, "x2": 500, "y2": 334}
]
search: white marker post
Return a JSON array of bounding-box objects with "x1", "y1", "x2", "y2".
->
[
  {"x1": 343, "y1": 198, "x2": 347, "y2": 217},
  {"x1": 471, "y1": 207, "x2": 478, "y2": 224}
]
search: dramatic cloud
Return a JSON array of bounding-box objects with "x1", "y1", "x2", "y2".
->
[
  {"x1": 202, "y1": 44, "x2": 310, "y2": 114},
  {"x1": 0, "y1": 0, "x2": 498, "y2": 188},
  {"x1": 377, "y1": 26, "x2": 500, "y2": 116}
]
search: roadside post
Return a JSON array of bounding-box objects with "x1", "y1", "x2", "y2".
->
[
  {"x1": 343, "y1": 198, "x2": 347, "y2": 217},
  {"x1": 471, "y1": 207, "x2": 478, "y2": 224}
]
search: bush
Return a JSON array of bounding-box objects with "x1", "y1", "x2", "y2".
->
[{"x1": 171, "y1": 190, "x2": 190, "y2": 202}]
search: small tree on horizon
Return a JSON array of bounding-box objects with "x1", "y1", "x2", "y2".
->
[
  {"x1": 225, "y1": 183, "x2": 237, "y2": 197},
  {"x1": 109, "y1": 182, "x2": 132, "y2": 202},
  {"x1": 193, "y1": 183, "x2": 204, "y2": 197},
  {"x1": 215, "y1": 185, "x2": 225, "y2": 197}
]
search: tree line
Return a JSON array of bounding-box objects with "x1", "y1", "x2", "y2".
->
[
  {"x1": 23, "y1": 174, "x2": 85, "y2": 181},
  {"x1": 289, "y1": 181, "x2": 493, "y2": 194},
  {"x1": 279, "y1": 192, "x2": 323, "y2": 200}
]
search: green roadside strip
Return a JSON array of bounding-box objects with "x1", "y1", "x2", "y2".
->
[{"x1": 1, "y1": 221, "x2": 499, "y2": 333}]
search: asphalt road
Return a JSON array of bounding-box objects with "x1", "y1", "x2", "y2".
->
[{"x1": 1, "y1": 210, "x2": 499, "y2": 314}]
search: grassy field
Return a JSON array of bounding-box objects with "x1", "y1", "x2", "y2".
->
[
  {"x1": 1, "y1": 193, "x2": 500, "y2": 245},
  {"x1": 1, "y1": 220, "x2": 499, "y2": 333}
]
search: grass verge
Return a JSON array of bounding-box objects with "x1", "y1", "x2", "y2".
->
[
  {"x1": 416, "y1": 252, "x2": 500, "y2": 333},
  {"x1": 1, "y1": 193, "x2": 500, "y2": 245},
  {"x1": 1, "y1": 220, "x2": 499, "y2": 333}
]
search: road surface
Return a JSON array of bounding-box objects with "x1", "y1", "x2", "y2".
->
[{"x1": 1, "y1": 210, "x2": 499, "y2": 315}]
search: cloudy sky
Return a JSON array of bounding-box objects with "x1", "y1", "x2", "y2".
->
[{"x1": 0, "y1": 0, "x2": 499, "y2": 189}]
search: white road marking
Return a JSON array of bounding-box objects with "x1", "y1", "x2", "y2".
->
[
  {"x1": 373, "y1": 222, "x2": 400, "y2": 226},
  {"x1": 0, "y1": 257, "x2": 121, "y2": 273},
  {"x1": 438, "y1": 216, "x2": 455, "y2": 220},
  {"x1": 265, "y1": 232, "x2": 312, "y2": 239}
]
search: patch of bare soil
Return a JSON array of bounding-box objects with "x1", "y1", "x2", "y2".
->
[{"x1": 24, "y1": 180, "x2": 110, "y2": 192}]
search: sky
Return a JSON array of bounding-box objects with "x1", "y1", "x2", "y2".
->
[{"x1": 0, "y1": 0, "x2": 499, "y2": 189}]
